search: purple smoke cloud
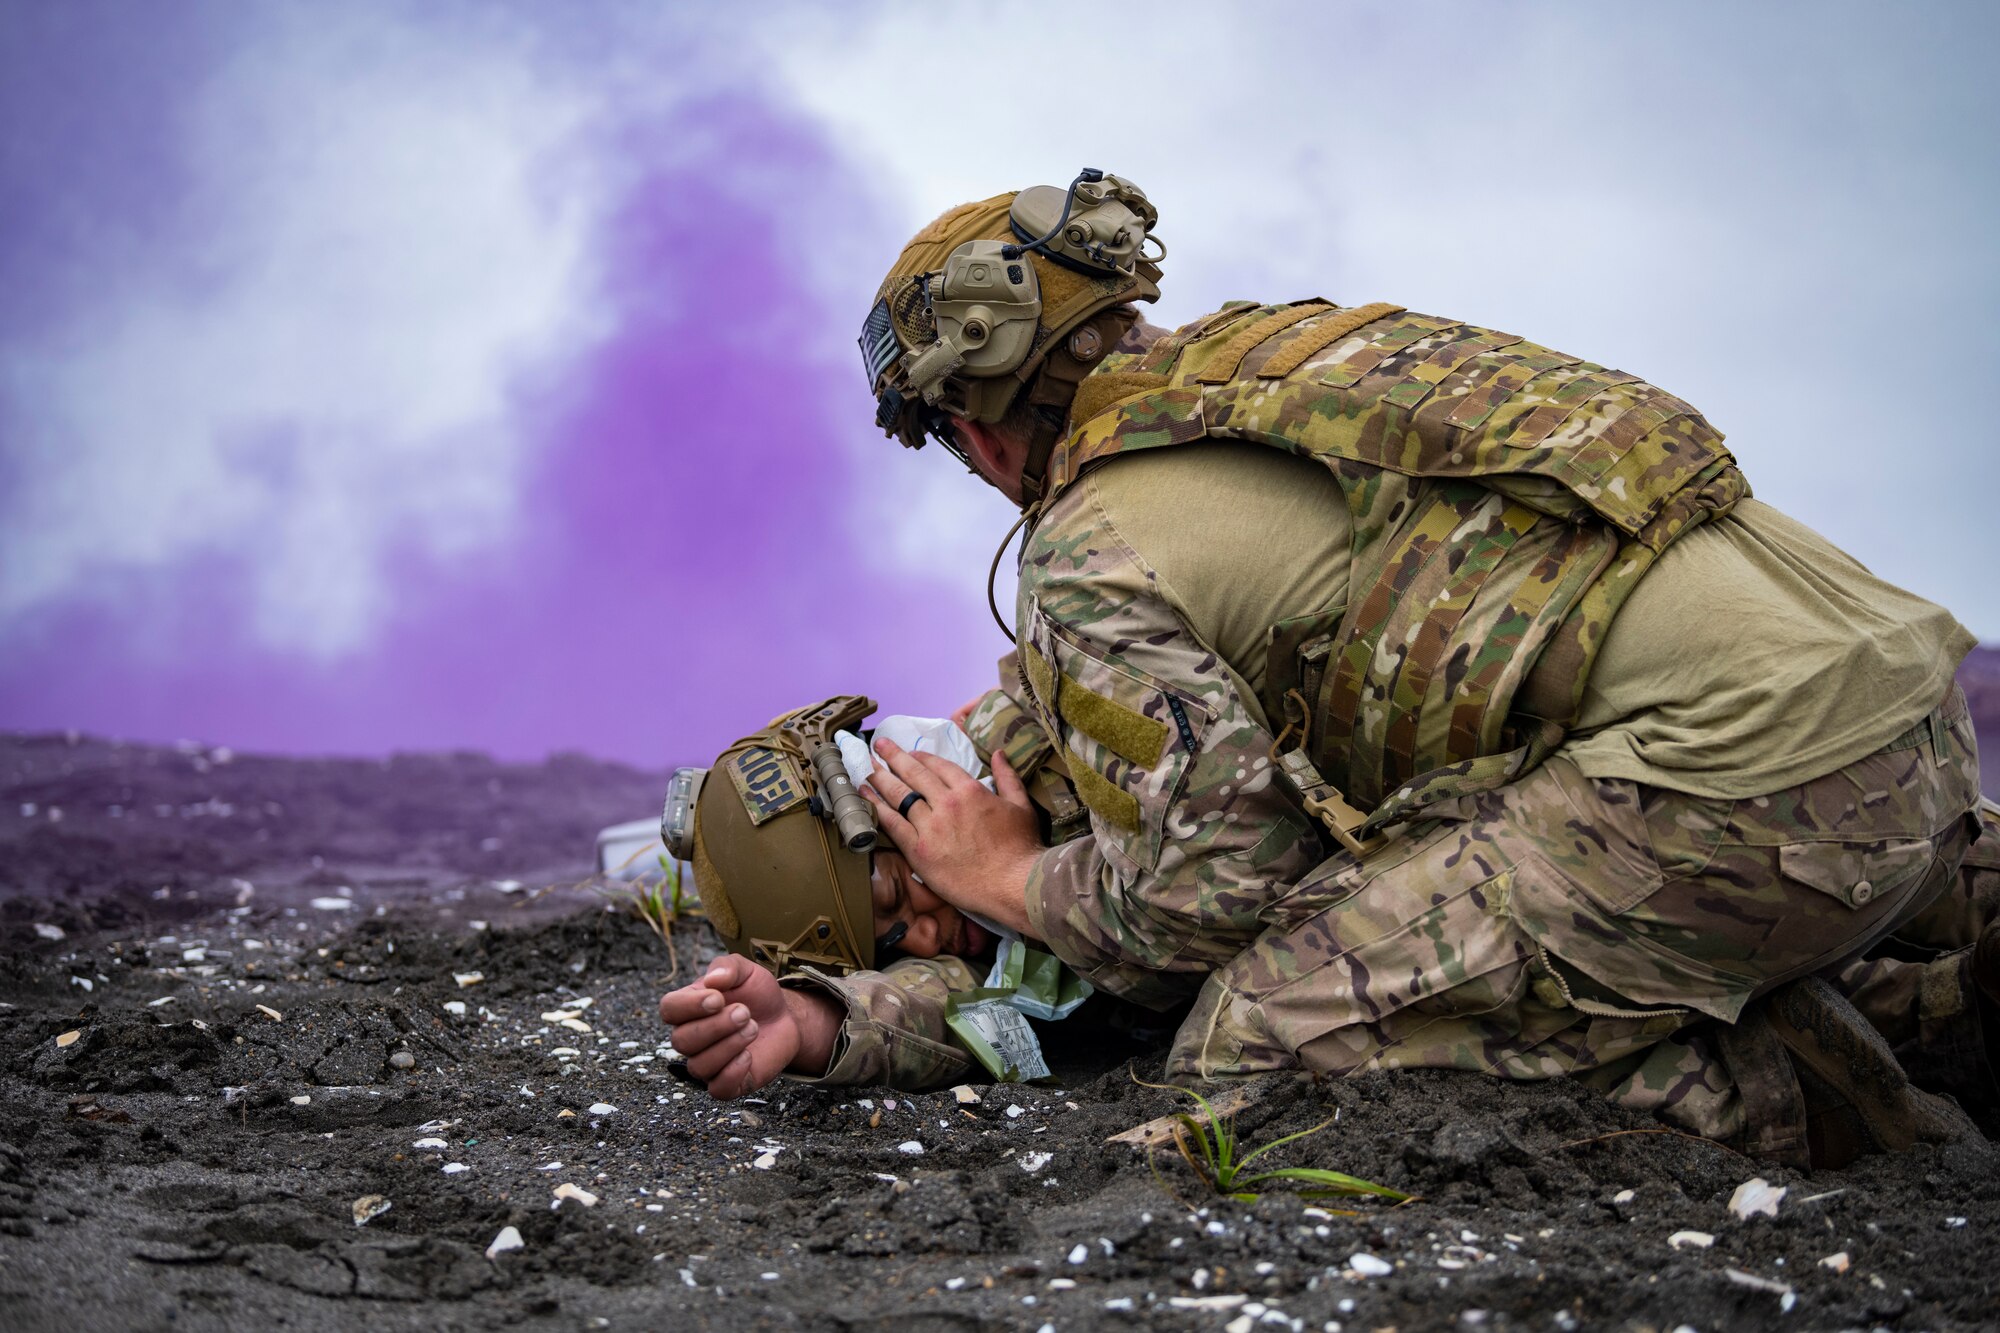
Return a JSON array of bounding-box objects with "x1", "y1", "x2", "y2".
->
[{"x1": 0, "y1": 8, "x2": 1001, "y2": 766}]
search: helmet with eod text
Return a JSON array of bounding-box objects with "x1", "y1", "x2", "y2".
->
[{"x1": 661, "y1": 696, "x2": 883, "y2": 976}]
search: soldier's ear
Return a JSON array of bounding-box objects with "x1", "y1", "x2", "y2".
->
[{"x1": 952, "y1": 416, "x2": 1026, "y2": 489}]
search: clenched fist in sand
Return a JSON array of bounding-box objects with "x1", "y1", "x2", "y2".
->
[{"x1": 658, "y1": 954, "x2": 842, "y2": 1099}]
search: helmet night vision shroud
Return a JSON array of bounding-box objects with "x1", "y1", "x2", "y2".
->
[
  {"x1": 861, "y1": 169, "x2": 1164, "y2": 503},
  {"x1": 661, "y1": 696, "x2": 889, "y2": 976}
]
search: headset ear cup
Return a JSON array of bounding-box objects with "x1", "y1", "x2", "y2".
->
[
  {"x1": 865, "y1": 177, "x2": 1161, "y2": 443},
  {"x1": 1007, "y1": 170, "x2": 1159, "y2": 276},
  {"x1": 923, "y1": 239, "x2": 1041, "y2": 383}
]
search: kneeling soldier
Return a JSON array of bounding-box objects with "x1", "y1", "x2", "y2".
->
[{"x1": 669, "y1": 169, "x2": 2000, "y2": 1166}]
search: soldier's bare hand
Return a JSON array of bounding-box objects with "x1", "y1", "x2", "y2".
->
[
  {"x1": 659, "y1": 955, "x2": 815, "y2": 1098},
  {"x1": 863, "y1": 740, "x2": 1041, "y2": 935}
]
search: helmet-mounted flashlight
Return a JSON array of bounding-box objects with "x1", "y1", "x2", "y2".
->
[{"x1": 660, "y1": 765, "x2": 706, "y2": 862}]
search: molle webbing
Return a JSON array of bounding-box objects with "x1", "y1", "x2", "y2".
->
[
  {"x1": 1256, "y1": 303, "x2": 1406, "y2": 380},
  {"x1": 1045, "y1": 298, "x2": 1747, "y2": 830},
  {"x1": 1136, "y1": 301, "x2": 1259, "y2": 374},
  {"x1": 1321, "y1": 485, "x2": 1616, "y2": 812},
  {"x1": 1194, "y1": 301, "x2": 1333, "y2": 384}
]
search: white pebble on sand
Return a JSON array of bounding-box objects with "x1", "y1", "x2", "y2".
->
[
  {"x1": 896, "y1": 1141, "x2": 925, "y2": 1155},
  {"x1": 1668, "y1": 1231, "x2": 1715, "y2": 1250},
  {"x1": 486, "y1": 1226, "x2": 524, "y2": 1258},
  {"x1": 1348, "y1": 1253, "x2": 1392, "y2": 1277},
  {"x1": 1728, "y1": 1177, "x2": 1786, "y2": 1220}
]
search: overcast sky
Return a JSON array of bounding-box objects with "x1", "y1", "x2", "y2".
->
[{"x1": 2, "y1": 1, "x2": 1994, "y2": 764}]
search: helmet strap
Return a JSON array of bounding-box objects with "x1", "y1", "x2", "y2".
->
[{"x1": 1016, "y1": 305, "x2": 1139, "y2": 506}]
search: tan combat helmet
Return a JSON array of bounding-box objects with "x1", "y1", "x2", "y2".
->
[
  {"x1": 661, "y1": 697, "x2": 882, "y2": 976},
  {"x1": 861, "y1": 169, "x2": 1165, "y2": 504}
]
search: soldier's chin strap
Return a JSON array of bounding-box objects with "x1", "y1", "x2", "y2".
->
[
  {"x1": 1014, "y1": 305, "x2": 1138, "y2": 506},
  {"x1": 873, "y1": 920, "x2": 909, "y2": 962}
]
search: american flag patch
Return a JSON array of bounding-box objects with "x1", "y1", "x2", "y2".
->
[{"x1": 858, "y1": 298, "x2": 901, "y2": 386}]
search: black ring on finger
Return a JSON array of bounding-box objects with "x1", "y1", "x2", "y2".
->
[{"x1": 897, "y1": 791, "x2": 924, "y2": 819}]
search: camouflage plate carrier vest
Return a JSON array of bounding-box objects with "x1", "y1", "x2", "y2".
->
[{"x1": 1039, "y1": 299, "x2": 1749, "y2": 845}]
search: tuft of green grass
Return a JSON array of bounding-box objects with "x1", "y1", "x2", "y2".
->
[
  {"x1": 596, "y1": 853, "x2": 702, "y2": 977},
  {"x1": 1134, "y1": 1074, "x2": 1407, "y2": 1206}
]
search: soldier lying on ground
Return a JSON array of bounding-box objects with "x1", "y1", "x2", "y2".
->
[
  {"x1": 659, "y1": 696, "x2": 1073, "y2": 1098},
  {"x1": 664, "y1": 171, "x2": 2000, "y2": 1168}
]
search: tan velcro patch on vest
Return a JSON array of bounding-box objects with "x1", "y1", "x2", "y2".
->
[
  {"x1": 1069, "y1": 761, "x2": 1140, "y2": 832},
  {"x1": 1070, "y1": 370, "x2": 1172, "y2": 431},
  {"x1": 1257, "y1": 302, "x2": 1406, "y2": 379},
  {"x1": 1195, "y1": 301, "x2": 1333, "y2": 384},
  {"x1": 1059, "y1": 683, "x2": 1168, "y2": 769}
]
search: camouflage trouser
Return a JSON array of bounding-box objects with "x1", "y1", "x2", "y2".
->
[
  {"x1": 1174, "y1": 686, "x2": 1989, "y2": 1140},
  {"x1": 1829, "y1": 826, "x2": 2000, "y2": 1118}
]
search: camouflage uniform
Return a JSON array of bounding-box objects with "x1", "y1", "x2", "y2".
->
[
  {"x1": 794, "y1": 686, "x2": 1994, "y2": 1134},
  {"x1": 805, "y1": 300, "x2": 1992, "y2": 1141},
  {"x1": 787, "y1": 954, "x2": 986, "y2": 1088},
  {"x1": 1173, "y1": 702, "x2": 1987, "y2": 1140}
]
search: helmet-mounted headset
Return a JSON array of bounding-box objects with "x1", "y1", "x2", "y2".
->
[{"x1": 860, "y1": 169, "x2": 1164, "y2": 501}]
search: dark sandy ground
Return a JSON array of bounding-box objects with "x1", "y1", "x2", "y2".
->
[{"x1": 4, "y1": 721, "x2": 2000, "y2": 1333}]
